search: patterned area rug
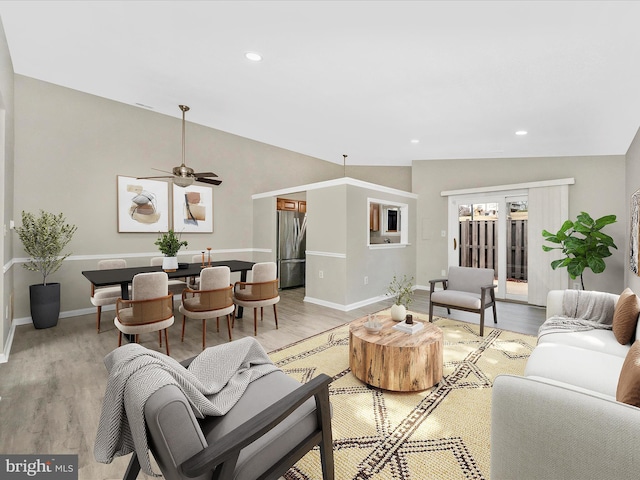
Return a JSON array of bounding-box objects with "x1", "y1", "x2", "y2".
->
[{"x1": 268, "y1": 315, "x2": 536, "y2": 480}]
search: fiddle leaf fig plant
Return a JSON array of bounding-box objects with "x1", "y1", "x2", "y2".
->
[
  {"x1": 16, "y1": 210, "x2": 78, "y2": 285},
  {"x1": 542, "y1": 211, "x2": 617, "y2": 290}
]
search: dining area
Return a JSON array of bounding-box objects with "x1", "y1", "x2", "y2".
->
[{"x1": 82, "y1": 259, "x2": 280, "y2": 355}]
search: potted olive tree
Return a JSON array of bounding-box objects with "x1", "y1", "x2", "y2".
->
[
  {"x1": 155, "y1": 229, "x2": 188, "y2": 272},
  {"x1": 16, "y1": 210, "x2": 77, "y2": 328},
  {"x1": 387, "y1": 274, "x2": 414, "y2": 321},
  {"x1": 542, "y1": 211, "x2": 617, "y2": 290}
]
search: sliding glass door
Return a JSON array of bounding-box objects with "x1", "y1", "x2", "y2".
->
[{"x1": 448, "y1": 191, "x2": 528, "y2": 302}]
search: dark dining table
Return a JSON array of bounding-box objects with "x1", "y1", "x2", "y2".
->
[{"x1": 82, "y1": 260, "x2": 255, "y2": 318}]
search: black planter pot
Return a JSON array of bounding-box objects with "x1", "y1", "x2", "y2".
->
[{"x1": 29, "y1": 283, "x2": 61, "y2": 329}]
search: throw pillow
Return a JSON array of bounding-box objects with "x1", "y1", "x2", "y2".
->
[
  {"x1": 612, "y1": 288, "x2": 640, "y2": 345},
  {"x1": 617, "y1": 341, "x2": 640, "y2": 407}
]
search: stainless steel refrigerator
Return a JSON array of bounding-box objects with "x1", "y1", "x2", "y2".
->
[{"x1": 277, "y1": 210, "x2": 307, "y2": 289}]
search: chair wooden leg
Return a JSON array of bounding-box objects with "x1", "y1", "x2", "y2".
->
[
  {"x1": 493, "y1": 302, "x2": 498, "y2": 324},
  {"x1": 216, "y1": 317, "x2": 220, "y2": 332},
  {"x1": 164, "y1": 329, "x2": 170, "y2": 356},
  {"x1": 226, "y1": 314, "x2": 233, "y2": 341},
  {"x1": 260, "y1": 307, "x2": 264, "y2": 322},
  {"x1": 118, "y1": 331, "x2": 122, "y2": 347},
  {"x1": 135, "y1": 334, "x2": 139, "y2": 343},
  {"x1": 159, "y1": 330, "x2": 162, "y2": 348},
  {"x1": 96, "y1": 306, "x2": 102, "y2": 333},
  {"x1": 202, "y1": 319, "x2": 206, "y2": 350},
  {"x1": 181, "y1": 315, "x2": 186, "y2": 342},
  {"x1": 429, "y1": 301, "x2": 434, "y2": 323},
  {"x1": 254, "y1": 307, "x2": 258, "y2": 336},
  {"x1": 273, "y1": 304, "x2": 278, "y2": 329},
  {"x1": 479, "y1": 310, "x2": 485, "y2": 337}
]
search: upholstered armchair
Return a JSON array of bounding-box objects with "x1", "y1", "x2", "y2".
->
[
  {"x1": 90, "y1": 258, "x2": 128, "y2": 333},
  {"x1": 114, "y1": 272, "x2": 175, "y2": 355},
  {"x1": 429, "y1": 266, "x2": 497, "y2": 336},
  {"x1": 179, "y1": 266, "x2": 235, "y2": 348},
  {"x1": 233, "y1": 262, "x2": 280, "y2": 336}
]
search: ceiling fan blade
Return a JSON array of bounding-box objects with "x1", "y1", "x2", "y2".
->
[
  {"x1": 191, "y1": 172, "x2": 218, "y2": 178},
  {"x1": 196, "y1": 177, "x2": 222, "y2": 186},
  {"x1": 152, "y1": 167, "x2": 175, "y2": 175},
  {"x1": 137, "y1": 175, "x2": 174, "y2": 179}
]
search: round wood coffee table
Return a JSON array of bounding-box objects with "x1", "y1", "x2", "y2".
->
[{"x1": 349, "y1": 312, "x2": 443, "y2": 392}]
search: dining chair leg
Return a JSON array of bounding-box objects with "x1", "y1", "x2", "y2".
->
[
  {"x1": 159, "y1": 330, "x2": 163, "y2": 348},
  {"x1": 118, "y1": 331, "x2": 122, "y2": 347},
  {"x1": 164, "y1": 329, "x2": 170, "y2": 356},
  {"x1": 202, "y1": 319, "x2": 206, "y2": 350},
  {"x1": 216, "y1": 317, "x2": 220, "y2": 332},
  {"x1": 135, "y1": 334, "x2": 139, "y2": 343},
  {"x1": 181, "y1": 315, "x2": 186, "y2": 342},
  {"x1": 273, "y1": 304, "x2": 279, "y2": 329},
  {"x1": 253, "y1": 308, "x2": 258, "y2": 336},
  {"x1": 260, "y1": 307, "x2": 264, "y2": 322},
  {"x1": 96, "y1": 306, "x2": 102, "y2": 333},
  {"x1": 226, "y1": 314, "x2": 233, "y2": 341}
]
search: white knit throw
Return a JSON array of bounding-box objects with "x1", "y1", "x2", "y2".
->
[
  {"x1": 94, "y1": 337, "x2": 278, "y2": 476},
  {"x1": 538, "y1": 289, "x2": 617, "y2": 338}
]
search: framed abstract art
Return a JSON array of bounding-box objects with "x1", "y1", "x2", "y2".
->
[
  {"x1": 172, "y1": 184, "x2": 213, "y2": 233},
  {"x1": 117, "y1": 176, "x2": 169, "y2": 232}
]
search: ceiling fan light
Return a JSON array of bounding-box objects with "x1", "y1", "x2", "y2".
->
[{"x1": 173, "y1": 176, "x2": 194, "y2": 187}]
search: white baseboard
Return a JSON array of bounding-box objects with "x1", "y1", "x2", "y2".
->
[{"x1": 304, "y1": 294, "x2": 389, "y2": 312}]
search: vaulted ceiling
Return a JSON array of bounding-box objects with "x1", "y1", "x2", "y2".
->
[{"x1": 1, "y1": 1, "x2": 639, "y2": 166}]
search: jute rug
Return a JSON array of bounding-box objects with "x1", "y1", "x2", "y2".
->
[{"x1": 268, "y1": 315, "x2": 536, "y2": 480}]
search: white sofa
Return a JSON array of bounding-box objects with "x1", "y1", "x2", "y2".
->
[{"x1": 491, "y1": 289, "x2": 640, "y2": 480}]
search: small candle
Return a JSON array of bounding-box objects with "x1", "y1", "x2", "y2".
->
[
  {"x1": 201, "y1": 251, "x2": 205, "y2": 267},
  {"x1": 207, "y1": 247, "x2": 212, "y2": 266}
]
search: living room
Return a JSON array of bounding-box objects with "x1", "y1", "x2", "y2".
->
[{"x1": 1, "y1": 2, "x2": 640, "y2": 479}]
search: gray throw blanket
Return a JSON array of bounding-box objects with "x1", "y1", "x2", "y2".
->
[
  {"x1": 538, "y1": 289, "x2": 617, "y2": 338},
  {"x1": 94, "y1": 337, "x2": 278, "y2": 476}
]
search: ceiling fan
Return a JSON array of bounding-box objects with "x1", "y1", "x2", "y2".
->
[{"x1": 139, "y1": 105, "x2": 222, "y2": 187}]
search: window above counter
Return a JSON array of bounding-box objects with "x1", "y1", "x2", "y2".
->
[{"x1": 368, "y1": 198, "x2": 409, "y2": 247}]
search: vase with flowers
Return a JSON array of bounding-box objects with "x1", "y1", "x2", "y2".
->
[{"x1": 387, "y1": 274, "x2": 414, "y2": 321}]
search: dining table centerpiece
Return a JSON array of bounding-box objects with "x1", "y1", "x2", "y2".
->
[{"x1": 155, "y1": 229, "x2": 188, "y2": 272}]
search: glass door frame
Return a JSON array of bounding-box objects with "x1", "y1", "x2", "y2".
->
[{"x1": 447, "y1": 189, "x2": 528, "y2": 301}]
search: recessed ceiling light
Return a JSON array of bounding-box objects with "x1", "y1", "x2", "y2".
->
[
  {"x1": 410, "y1": 139, "x2": 420, "y2": 144},
  {"x1": 245, "y1": 52, "x2": 262, "y2": 62},
  {"x1": 515, "y1": 130, "x2": 528, "y2": 136}
]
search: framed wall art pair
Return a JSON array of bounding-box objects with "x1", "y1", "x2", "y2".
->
[{"x1": 116, "y1": 175, "x2": 213, "y2": 233}]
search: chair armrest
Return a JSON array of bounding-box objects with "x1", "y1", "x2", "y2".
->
[
  {"x1": 428, "y1": 278, "x2": 448, "y2": 293},
  {"x1": 491, "y1": 375, "x2": 640, "y2": 480},
  {"x1": 180, "y1": 373, "x2": 333, "y2": 478}
]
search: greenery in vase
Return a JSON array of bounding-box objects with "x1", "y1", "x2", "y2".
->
[
  {"x1": 16, "y1": 210, "x2": 78, "y2": 285},
  {"x1": 542, "y1": 211, "x2": 617, "y2": 290},
  {"x1": 155, "y1": 229, "x2": 188, "y2": 257},
  {"x1": 387, "y1": 274, "x2": 414, "y2": 307}
]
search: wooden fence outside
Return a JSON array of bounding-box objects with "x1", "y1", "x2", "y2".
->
[{"x1": 458, "y1": 219, "x2": 528, "y2": 280}]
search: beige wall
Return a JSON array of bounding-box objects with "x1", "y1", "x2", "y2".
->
[
  {"x1": 626, "y1": 128, "x2": 640, "y2": 293},
  {"x1": 11, "y1": 76, "x2": 346, "y2": 318},
  {"x1": 0, "y1": 19, "x2": 14, "y2": 358},
  {"x1": 412, "y1": 155, "x2": 627, "y2": 295}
]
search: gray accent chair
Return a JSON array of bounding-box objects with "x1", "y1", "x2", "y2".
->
[
  {"x1": 122, "y1": 356, "x2": 335, "y2": 480},
  {"x1": 428, "y1": 266, "x2": 497, "y2": 336}
]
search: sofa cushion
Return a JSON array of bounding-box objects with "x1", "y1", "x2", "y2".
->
[
  {"x1": 617, "y1": 341, "x2": 640, "y2": 407},
  {"x1": 537, "y1": 329, "x2": 630, "y2": 358},
  {"x1": 613, "y1": 288, "x2": 640, "y2": 345},
  {"x1": 524, "y1": 343, "x2": 625, "y2": 397}
]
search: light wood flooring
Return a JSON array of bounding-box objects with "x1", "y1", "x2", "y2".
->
[{"x1": 0, "y1": 288, "x2": 545, "y2": 480}]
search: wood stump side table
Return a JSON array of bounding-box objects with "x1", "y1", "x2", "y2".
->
[{"x1": 349, "y1": 313, "x2": 443, "y2": 392}]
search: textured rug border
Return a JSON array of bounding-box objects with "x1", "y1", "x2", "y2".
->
[{"x1": 268, "y1": 313, "x2": 537, "y2": 355}]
